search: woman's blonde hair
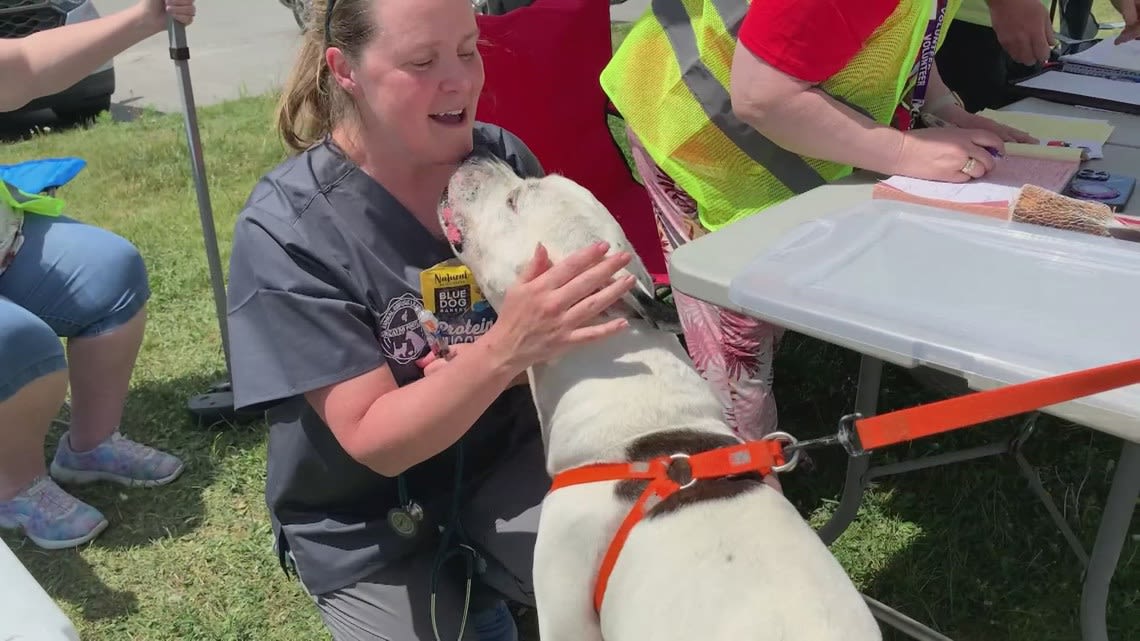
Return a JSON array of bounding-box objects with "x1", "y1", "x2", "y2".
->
[{"x1": 276, "y1": 0, "x2": 377, "y2": 153}]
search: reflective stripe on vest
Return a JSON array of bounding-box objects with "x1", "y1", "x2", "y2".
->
[
  {"x1": 710, "y1": 0, "x2": 745, "y2": 39},
  {"x1": 604, "y1": 0, "x2": 960, "y2": 231},
  {"x1": 653, "y1": 0, "x2": 826, "y2": 195}
]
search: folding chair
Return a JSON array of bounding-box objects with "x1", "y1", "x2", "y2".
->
[{"x1": 474, "y1": 0, "x2": 669, "y2": 285}]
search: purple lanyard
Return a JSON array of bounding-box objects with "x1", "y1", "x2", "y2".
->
[{"x1": 909, "y1": 0, "x2": 949, "y2": 116}]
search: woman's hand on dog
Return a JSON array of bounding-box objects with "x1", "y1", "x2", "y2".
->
[{"x1": 483, "y1": 241, "x2": 636, "y2": 375}]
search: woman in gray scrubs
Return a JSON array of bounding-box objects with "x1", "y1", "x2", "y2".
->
[{"x1": 224, "y1": 0, "x2": 636, "y2": 639}]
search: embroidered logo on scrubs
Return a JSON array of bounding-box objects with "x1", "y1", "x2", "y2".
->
[{"x1": 378, "y1": 292, "x2": 429, "y2": 364}]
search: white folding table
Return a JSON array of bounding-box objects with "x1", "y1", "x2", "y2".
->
[
  {"x1": 0, "y1": 538, "x2": 80, "y2": 640},
  {"x1": 667, "y1": 141, "x2": 1140, "y2": 641}
]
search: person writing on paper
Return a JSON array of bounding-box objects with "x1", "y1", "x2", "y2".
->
[
  {"x1": 0, "y1": 0, "x2": 197, "y2": 112},
  {"x1": 0, "y1": 0, "x2": 195, "y2": 552},
  {"x1": 601, "y1": 0, "x2": 1036, "y2": 449}
]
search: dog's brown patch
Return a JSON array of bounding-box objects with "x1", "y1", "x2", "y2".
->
[{"x1": 615, "y1": 429, "x2": 766, "y2": 518}]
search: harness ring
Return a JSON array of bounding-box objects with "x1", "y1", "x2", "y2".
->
[
  {"x1": 666, "y1": 452, "x2": 696, "y2": 489},
  {"x1": 762, "y1": 431, "x2": 801, "y2": 473}
]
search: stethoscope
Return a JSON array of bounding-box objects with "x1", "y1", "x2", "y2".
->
[{"x1": 389, "y1": 441, "x2": 485, "y2": 641}]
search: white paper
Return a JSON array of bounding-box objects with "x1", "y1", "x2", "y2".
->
[
  {"x1": 1017, "y1": 70, "x2": 1140, "y2": 107},
  {"x1": 1061, "y1": 39, "x2": 1140, "y2": 74},
  {"x1": 882, "y1": 176, "x2": 1021, "y2": 203}
]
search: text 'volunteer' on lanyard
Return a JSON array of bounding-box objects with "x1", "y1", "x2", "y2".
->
[{"x1": 909, "y1": 0, "x2": 949, "y2": 120}]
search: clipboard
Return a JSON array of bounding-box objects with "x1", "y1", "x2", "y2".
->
[{"x1": 1009, "y1": 68, "x2": 1140, "y2": 116}]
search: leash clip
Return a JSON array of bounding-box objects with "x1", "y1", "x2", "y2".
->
[{"x1": 780, "y1": 414, "x2": 865, "y2": 458}]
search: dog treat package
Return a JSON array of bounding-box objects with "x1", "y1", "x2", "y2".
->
[{"x1": 419, "y1": 258, "x2": 496, "y2": 346}]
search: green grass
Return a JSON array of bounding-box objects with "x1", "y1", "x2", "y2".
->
[
  {"x1": 1091, "y1": 0, "x2": 1126, "y2": 28},
  {"x1": 1, "y1": 17, "x2": 1138, "y2": 641},
  {"x1": 1, "y1": 96, "x2": 329, "y2": 639}
]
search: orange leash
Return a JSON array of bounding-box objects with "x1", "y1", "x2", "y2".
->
[
  {"x1": 850, "y1": 357, "x2": 1140, "y2": 453},
  {"x1": 549, "y1": 438, "x2": 789, "y2": 613},
  {"x1": 551, "y1": 357, "x2": 1140, "y2": 614}
]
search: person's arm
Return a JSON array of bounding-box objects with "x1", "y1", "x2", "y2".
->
[
  {"x1": 922, "y1": 64, "x2": 1038, "y2": 142},
  {"x1": 305, "y1": 242, "x2": 634, "y2": 477},
  {"x1": 729, "y1": 0, "x2": 1008, "y2": 182},
  {"x1": 1113, "y1": 0, "x2": 1140, "y2": 42},
  {"x1": 985, "y1": 0, "x2": 1055, "y2": 65},
  {"x1": 729, "y1": 47, "x2": 908, "y2": 177},
  {"x1": 417, "y1": 344, "x2": 530, "y2": 387},
  {"x1": 226, "y1": 220, "x2": 518, "y2": 478},
  {"x1": 0, "y1": 0, "x2": 195, "y2": 113},
  {"x1": 306, "y1": 338, "x2": 520, "y2": 477},
  {"x1": 727, "y1": 0, "x2": 911, "y2": 176},
  {"x1": 230, "y1": 137, "x2": 630, "y2": 480}
]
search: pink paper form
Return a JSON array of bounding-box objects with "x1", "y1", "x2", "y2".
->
[{"x1": 881, "y1": 155, "x2": 1079, "y2": 204}]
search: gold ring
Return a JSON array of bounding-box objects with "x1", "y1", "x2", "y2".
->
[{"x1": 961, "y1": 157, "x2": 977, "y2": 175}]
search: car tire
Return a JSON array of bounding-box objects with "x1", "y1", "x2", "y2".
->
[{"x1": 53, "y1": 94, "x2": 112, "y2": 125}]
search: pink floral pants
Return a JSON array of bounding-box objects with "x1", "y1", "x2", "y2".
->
[{"x1": 628, "y1": 131, "x2": 783, "y2": 441}]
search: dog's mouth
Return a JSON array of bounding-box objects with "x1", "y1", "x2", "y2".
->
[{"x1": 439, "y1": 187, "x2": 465, "y2": 255}]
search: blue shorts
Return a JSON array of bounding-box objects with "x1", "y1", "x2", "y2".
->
[{"x1": 0, "y1": 215, "x2": 150, "y2": 402}]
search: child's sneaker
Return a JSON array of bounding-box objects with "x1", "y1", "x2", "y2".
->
[
  {"x1": 50, "y1": 430, "x2": 184, "y2": 488},
  {"x1": 0, "y1": 476, "x2": 108, "y2": 549}
]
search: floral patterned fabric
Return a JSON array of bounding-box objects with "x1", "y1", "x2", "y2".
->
[{"x1": 627, "y1": 130, "x2": 784, "y2": 440}]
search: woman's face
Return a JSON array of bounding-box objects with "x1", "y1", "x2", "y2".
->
[{"x1": 345, "y1": 0, "x2": 484, "y2": 167}]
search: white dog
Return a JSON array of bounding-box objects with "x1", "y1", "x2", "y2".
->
[{"x1": 438, "y1": 152, "x2": 880, "y2": 641}]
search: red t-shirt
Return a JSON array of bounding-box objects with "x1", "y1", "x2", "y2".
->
[{"x1": 737, "y1": 0, "x2": 902, "y2": 84}]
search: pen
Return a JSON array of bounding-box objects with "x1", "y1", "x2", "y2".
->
[{"x1": 417, "y1": 307, "x2": 451, "y2": 359}]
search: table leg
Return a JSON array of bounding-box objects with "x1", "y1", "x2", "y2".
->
[
  {"x1": 819, "y1": 355, "x2": 882, "y2": 545},
  {"x1": 1081, "y1": 440, "x2": 1140, "y2": 641},
  {"x1": 862, "y1": 595, "x2": 954, "y2": 641}
]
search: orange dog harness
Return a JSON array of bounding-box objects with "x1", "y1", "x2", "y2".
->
[
  {"x1": 549, "y1": 436, "x2": 791, "y2": 613},
  {"x1": 550, "y1": 357, "x2": 1140, "y2": 614}
]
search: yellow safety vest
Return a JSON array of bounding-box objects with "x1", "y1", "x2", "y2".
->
[
  {"x1": 601, "y1": 0, "x2": 962, "y2": 231},
  {"x1": 955, "y1": 0, "x2": 1050, "y2": 27}
]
